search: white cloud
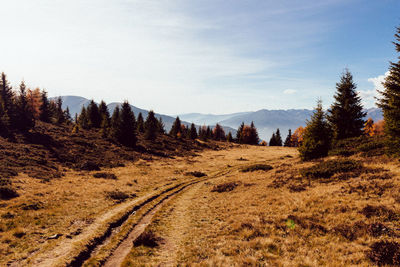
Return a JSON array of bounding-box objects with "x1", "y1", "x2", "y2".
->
[
  {"x1": 283, "y1": 89, "x2": 297, "y2": 95},
  {"x1": 358, "y1": 71, "x2": 389, "y2": 107}
]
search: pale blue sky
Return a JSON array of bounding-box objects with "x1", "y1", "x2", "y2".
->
[{"x1": 1, "y1": 0, "x2": 399, "y2": 114}]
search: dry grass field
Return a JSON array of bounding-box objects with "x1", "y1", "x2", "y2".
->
[
  {"x1": 2, "y1": 143, "x2": 400, "y2": 266},
  {"x1": 121, "y1": 146, "x2": 400, "y2": 266}
]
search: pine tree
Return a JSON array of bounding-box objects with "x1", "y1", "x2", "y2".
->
[
  {"x1": 98, "y1": 101, "x2": 110, "y2": 122},
  {"x1": 275, "y1": 128, "x2": 282, "y2": 146},
  {"x1": 169, "y1": 116, "x2": 182, "y2": 138},
  {"x1": 16, "y1": 81, "x2": 34, "y2": 131},
  {"x1": 189, "y1": 123, "x2": 198, "y2": 140},
  {"x1": 226, "y1": 132, "x2": 233, "y2": 142},
  {"x1": 269, "y1": 133, "x2": 276, "y2": 146},
  {"x1": 64, "y1": 107, "x2": 72, "y2": 124},
  {"x1": 109, "y1": 106, "x2": 121, "y2": 142},
  {"x1": 206, "y1": 126, "x2": 212, "y2": 139},
  {"x1": 144, "y1": 110, "x2": 158, "y2": 141},
  {"x1": 213, "y1": 124, "x2": 225, "y2": 141},
  {"x1": 328, "y1": 69, "x2": 366, "y2": 140},
  {"x1": 0, "y1": 72, "x2": 15, "y2": 129},
  {"x1": 377, "y1": 26, "x2": 400, "y2": 154},
  {"x1": 78, "y1": 106, "x2": 89, "y2": 129},
  {"x1": 39, "y1": 90, "x2": 51, "y2": 123},
  {"x1": 284, "y1": 129, "x2": 292, "y2": 147},
  {"x1": 249, "y1": 122, "x2": 259, "y2": 145},
  {"x1": 157, "y1": 117, "x2": 165, "y2": 134},
  {"x1": 137, "y1": 112, "x2": 145, "y2": 133},
  {"x1": 87, "y1": 100, "x2": 101, "y2": 128},
  {"x1": 54, "y1": 97, "x2": 65, "y2": 124},
  {"x1": 118, "y1": 101, "x2": 137, "y2": 147},
  {"x1": 299, "y1": 100, "x2": 332, "y2": 161},
  {"x1": 236, "y1": 122, "x2": 244, "y2": 143},
  {"x1": 99, "y1": 100, "x2": 110, "y2": 137},
  {"x1": 199, "y1": 125, "x2": 207, "y2": 141}
]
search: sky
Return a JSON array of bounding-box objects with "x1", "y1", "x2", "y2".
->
[{"x1": 0, "y1": 0, "x2": 399, "y2": 115}]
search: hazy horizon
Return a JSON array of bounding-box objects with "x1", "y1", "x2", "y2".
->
[{"x1": 1, "y1": 0, "x2": 399, "y2": 115}]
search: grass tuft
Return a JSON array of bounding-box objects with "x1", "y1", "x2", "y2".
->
[
  {"x1": 211, "y1": 182, "x2": 239, "y2": 193},
  {"x1": 300, "y1": 159, "x2": 362, "y2": 179},
  {"x1": 241, "y1": 164, "x2": 273, "y2": 172}
]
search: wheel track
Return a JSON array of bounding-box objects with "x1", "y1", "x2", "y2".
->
[{"x1": 81, "y1": 163, "x2": 246, "y2": 266}]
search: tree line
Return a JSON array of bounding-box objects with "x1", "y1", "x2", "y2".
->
[
  {"x1": 0, "y1": 78, "x2": 263, "y2": 147},
  {"x1": 293, "y1": 25, "x2": 400, "y2": 160}
]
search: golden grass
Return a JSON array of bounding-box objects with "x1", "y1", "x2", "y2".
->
[{"x1": 121, "y1": 146, "x2": 400, "y2": 266}]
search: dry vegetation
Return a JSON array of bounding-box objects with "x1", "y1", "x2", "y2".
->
[
  {"x1": 2, "y1": 132, "x2": 400, "y2": 266},
  {"x1": 121, "y1": 145, "x2": 400, "y2": 266}
]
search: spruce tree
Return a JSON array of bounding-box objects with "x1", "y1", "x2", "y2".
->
[
  {"x1": 144, "y1": 110, "x2": 158, "y2": 141},
  {"x1": 227, "y1": 132, "x2": 233, "y2": 142},
  {"x1": 275, "y1": 128, "x2": 282, "y2": 146},
  {"x1": 0, "y1": 72, "x2": 15, "y2": 129},
  {"x1": 377, "y1": 26, "x2": 400, "y2": 154},
  {"x1": 269, "y1": 133, "x2": 276, "y2": 146},
  {"x1": 299, "y1": 100, "x2": 332, "y2": 161},
  {"x1": 137, "y1": 112, "x2": 145, "y2": 133},
  {"x1": 249, "y1": 122, "x2": 259, "y2": 145},
  {"x1": 87, "y1": 100, "x2": 101, "y2": 128},
  {"x1": 98, "y1": 101, "x2": 110, "y2": 122},
  {"x1": 109, "y1": 106, "x2": 121, "y2": 142},
  {"x1": 328, "y1": 69, "x2": 366, "y2": 140},
  {"x1": 118, "y1": 101, "x2": 137, "y2": 147},
  {"x1": 64, "y1": 107, "x2": 72, "y2": 124},
  {"x1": 16, "y1": 81, "x2": 34, "y2": 131},
  {"x1": 78, "y1": 106, "x2": 89, "y2": 129},
  {"x1": 54, "y1": 97, "x2": 65, "y2": 124},
  {"x1": 213, "y1": 124, "x2": 225, "y2": 141},
  {"x1": 158, "y1": 117, "x2": 165, "y2": 134},
  {"x1": 99, "y1": 100, "x2": 110, "y2": 137},
  {"x1": 236, "y1": 122, "x2": 244, "y2": 143},
  {"x1": 284, "y1": 129, "x2": 292, "y2": 147},
  {"x1": 169, "y1": 116, "x2": 182, "y2": 138},
  {"x1": 39, "y1": 90, "x2": 51, "y2": 123},
  {"x1": 189, "y1": 123, "x2": 198, "y2": 140}
]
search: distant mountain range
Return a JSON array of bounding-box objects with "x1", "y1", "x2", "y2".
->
[
  {"x1": 179, "y1": 108, "x2": 383, "y2": 141},
  {"x1": 55, "y1": 96, "x2": 383, "y2": 141},
  {"x1": 54, "y1": 96, "x2": 237, "y2": 135}
]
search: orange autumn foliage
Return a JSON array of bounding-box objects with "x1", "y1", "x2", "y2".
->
[
  {"x1": 291, "y1": 126, "x2": 305, "y2": 147},
  {"x1": 27, "y1": 88, "x2": 42, "y2": 119}
]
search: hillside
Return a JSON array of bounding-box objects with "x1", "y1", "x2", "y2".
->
[
  {"x1": 55, "y1": 96, "x2": 237, "y2": 136},
  {"x1": 2, "y1": 139, "x2": 399, "y2": 266}
]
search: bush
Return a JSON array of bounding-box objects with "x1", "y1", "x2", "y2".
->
[
  {"x1": 241, "y1": 164, "x2": 273, "y2": 172},
  {"x1": 185, "y1": 171, "x2": 207, "y2": 177},
  {"x1": 105, "y1": 190, "x2": 132, "y2": 202},
  {"x1": 300, "y1": 159, "x2": 362, "y2": 179},
  {"x1": 367, "y1": 241, "x2": 400, "y2": 266},
  {"x1": 133, "y1": 230, "x2": 163, "y2": 247},
  {"x1": 93, "y1": 172, "x2": 117, "y2": 180},
  {"x1": 211, "y1": 182, "x2": 239, "y2": 193},
  {"x1": 0, "y1": 185, "x2": 19, "y2": 200}
]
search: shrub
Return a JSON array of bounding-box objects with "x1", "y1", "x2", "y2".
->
[
  {"x1": 367, "y1": 241, "x2": 400, "y2": 266},
  {"x1": 133, "y1": 230, "x2": 163, "y2": 247},
  {"x1": 241, "y1": 164, "x2": 273, "y2": 173},
  {"x1": 105, "y1": 190, "x2": 131, "y2": 202},
  {"x1": 211, "y1": 182, "x2": 239, "y2": 193},
  {"x1": 300, "y1": 159, "x2": 362, "y2": 179},
  {"x1": 0, "y1": 185, "x2": 19, "y2": 200},
  {"x1": 93, "y1": 172, "x2": 117, "y2": 180},
  {"x1": 185, "y1": 171, "x2": 207, "y2": 177}
]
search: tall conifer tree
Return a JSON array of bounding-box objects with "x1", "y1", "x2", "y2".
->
[
  {"x1": 39, "y1": 90, "x2": 51, "y2": 123},
  {"x1": 137, "y1": 112, "x2": 145, "y2": 133},
  {"x1": 377, "y1": 26, "x2": 400, "y2": 154},
  {"x1": 328, "y1": 69, "x2": 366, "y2": 140},
  {"x1": 16, "y1": 81, "x2": 34, "y2": 131},
  {"x1": 118, "y1": 101, "x2": 137, "y2": 147},
  {"x1": 144, "y1": 110, "x2": 158, "y2": 141},
  {"x1": 299, "y1": 100, "x2": 332, "y2": 160}
]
